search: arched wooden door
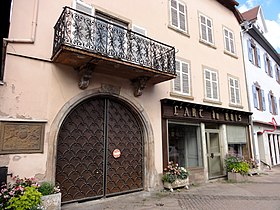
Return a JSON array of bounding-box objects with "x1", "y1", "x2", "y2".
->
[{"x1": 56, "y1": 97, "x2": 144, "y2": 203}]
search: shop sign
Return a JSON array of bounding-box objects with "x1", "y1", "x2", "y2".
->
[{"x1": 161, "y1": 99, "x2": 251, "y2": 125}]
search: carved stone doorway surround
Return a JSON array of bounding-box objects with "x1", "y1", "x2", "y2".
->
[{"x1": 46, "y1": 87, "x2": 156, "y2": 192}]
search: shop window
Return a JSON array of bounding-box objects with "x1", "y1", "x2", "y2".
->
[
  {"x1": 204, "y1": 68, "x2": 219, "y2": 101},
  {"x1": 173, "y1": 59, "x2": 190, "y2": 95},
  {"x1": 228, "y1": 76, "x2": 241, "y2": 105},
  {"x1": 223, "y1": 27, "x2": 235, "y2": 54},
  {"x1": 199, "y1": 13, "x2": 214, "y2": 45},
  {"x1": 264, "y1": 53, "x2": 273, "y2": 77},
  {"x1": 268, "y1": 90, "x2": 278, "y2": 115},
  {"x1": 247, "y1": 39, "x2": 261, "y2": 68},
  {"x1": 168, "y1": 122, "x2": 202, "y2": 168},
  {"x1": 169, "y1": 0, "x2": 188, "y2": 32},
  {"x1": 227, "y1": 125, "x2": 247, "y2": 158},
  {"x1": 252, "y1": 82, "x2": 266, "y2": 111}
]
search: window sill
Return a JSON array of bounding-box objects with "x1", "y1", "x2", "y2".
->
[
  {"x1": 168, "y1": 25, "x2": 190, "y2": 38},
  {"x1": 0, "y1": 81, "x2": 4, "y2": 86},
  {"x1": 229, "y1": 103, "x2": 244, "y2": 109},
  {"x1": 170, "y1": 92, "x2": 194, "y2": 100},
  {"x1": 199, "y1": 39, "x2": 216, "y2": 49},
  {"x1": 203, "y1": 98, "x2": 222, "y2": 105},
  {"x1": 224, "y1": 50, "x2": 238, "y2": 59}
]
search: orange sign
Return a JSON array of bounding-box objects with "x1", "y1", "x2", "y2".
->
[{"x1": 112, "y1": 149, "x2": 121, "y2": 158}]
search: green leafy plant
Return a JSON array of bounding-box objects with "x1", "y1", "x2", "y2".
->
[
  {"x1": 162, "y1": 161, "x2": 189, "y2": 183},
  {"x1": 38, "y1": 182, "x2": 60, "y2": 196},
  {"x1": 225, "y1": 155, "x2": 249, "y2": 175},
  {"x1": 7, "y1": 186, "x2": 42, "y2": 210},
  {"x1": 0, "y1": 176, "x2": 43, "y2": 210}
]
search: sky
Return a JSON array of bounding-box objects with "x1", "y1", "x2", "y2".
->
[{"x1": 237, "y1": 0, "x2": 280, "y2": 52}]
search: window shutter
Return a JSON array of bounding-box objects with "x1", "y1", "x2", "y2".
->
[
  {"x1": 182, "y1": 62, "x2": 189, "y2": 94},
  {"x1": 178, "y1": 3, "x2": 186, "y2": 31},
  {"x1": 270, "y1": 62, "x2": 273, "y2": 77},
  {"x1": 174, "y1": 61, "x2": 181, "y2": 92},
  {"x1": 200, "y1": 16, "x2": 207, "y2": 41},
  {"x1": 235, "y1": 79, "x2": 240, "y2": 104},
  {"x1": 205, "y1": 70, "x2": 211, "y2": 98},
  {"x1": 275, "y1": 65, "x2": 279, "y2": 81},
  {"x1": 252, "y1": 85, "x2": 258, "y2": 108},
  {"x1": 229, "y1": 78, "x2": 235, "y2": 103},
  {"x1": 268, "y1": 93, "x2": 272, "y2": 113},
  {"x1": 261, "y1": 90, "x2": 266, "y2": 111},
  {"x1": 224, "y1": 29, "x2": 230, "y2": 51},
  {"x1": 256, "y1": 48, "x2": 261, "y2": 67},
  {"x1": 274, "y1": 97, "x2": 278, "y2": 115},
  {"x1": 74, "y1": 0, "x2": 93, "y2": 15},
  {"x1": 247, "y1": 40, "x2": 253, "y2": 62},
  {"x1": 207, "y1": 19, "x2": 213, "y2": 43},
  {"x1": 264, "y1": 54, "x2": 268, "y2": 73},
  {"x1": 212, "y1": 72, "x2": 218, "y2": 99},
  {"x1": 132, "y1": 25, "x2": 147, "y2": 36},
  {"x1": 170, "y1": 0, "x2": 178, "y2": 27}
]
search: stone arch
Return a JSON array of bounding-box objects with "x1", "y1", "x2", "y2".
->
[{"x1": 46, "y1": 87, "x2": 156, "y2": 193}]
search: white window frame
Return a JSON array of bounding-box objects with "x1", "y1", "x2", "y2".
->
[
  {"x1": 223, "y1": 27, "x2": 236, "y2": 54},
  {"x1": 228, "y1": 76, "x2": 241, "y2": 105},
  {"x1": 169, "y1": 0, "x2": 187, "y2": 32},
  {"x1": 204, "y1": 68, "x2": 219, "y2": 101},
  {"x1": 173, "y1": 60, "x2": 190, "y2": 95},
  {"x1": 199, "y1": 13, "x2": 214, "y2": 45}
]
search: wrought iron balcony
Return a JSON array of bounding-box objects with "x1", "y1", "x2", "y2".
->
[{"x1": 51, "y1": 7, "x2": 176, "y2": 95}]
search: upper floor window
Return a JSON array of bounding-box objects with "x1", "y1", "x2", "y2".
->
[
  {"x1": 247, "y1": 39, "x2": 261, "y2": 68},
  {"x1": 228, "y1": 76, "x2": 241, "y2": 105},
  {"x1": 223, "y1": 27, "x2": 235, "y2": 54},
  {"x1": 275, "y1": 64, "x2": 280, "y2": 84},
  {"x1": 268, "y1": 91, "x2": 278, "y2": 115},
  {"x1": 199, "y1": 14, "x2": 214, "y2": 45},
  {"x1": 173, "y1": 60, "x2": 190, "y2": 95},
  {"x1": 204, "y1": 68, "x2": 219, "y2": 101},
  {"x1": 264, "y1": 53, "x2": 273, "y2": 77},
  {"x1": 170, "y1": 0, "x2": 187, "y2": 32},
  {"x1": 252, "y1": 82, "x2": 266, "y2": 111}
]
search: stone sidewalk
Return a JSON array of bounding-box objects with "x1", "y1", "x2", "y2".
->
[{"x1": 62, "y1": 167, "x2": 280, "y2": 210}]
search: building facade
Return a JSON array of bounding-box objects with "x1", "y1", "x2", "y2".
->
[
  {"x1": 0, "y1": 0, "x2": 251, "y2": 204},
  {"x1": 241, "y1": 6, "x2": 280, "y2": 168}
]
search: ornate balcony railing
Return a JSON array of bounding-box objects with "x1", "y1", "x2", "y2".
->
[{"x1": 52, "y1": 7, "x2": 176, "y2": 75}]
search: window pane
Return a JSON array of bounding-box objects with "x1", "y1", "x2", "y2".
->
[
  {"x1": 171, "y1": 8, "x2": 178, "y2": 27},
  {"x1": 168, "y1": 123, "x2": 202, "y2": 167}
]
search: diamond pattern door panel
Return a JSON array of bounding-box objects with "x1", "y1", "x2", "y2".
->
[
  {"x1": 106, "y1": 100, "x2": 143, "y2": 195},
  {"x1": 56, "y1": 98, "x2": 105, "y2": 202},
  {"x1": 56, "y1": 97, "x2": 143, "y2": 203}
]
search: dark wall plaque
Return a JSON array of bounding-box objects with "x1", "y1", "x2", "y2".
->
[{"x1": 0, "y1": 121, "x2": 45, "y2": 154}]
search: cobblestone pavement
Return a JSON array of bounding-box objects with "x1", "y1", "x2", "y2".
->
[{"x1": 62, "y1": 167, "x2": 280, "y2": 210}]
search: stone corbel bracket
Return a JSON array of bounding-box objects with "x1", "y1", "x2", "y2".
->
[
  {"x1": 131, "y1": 76, "x2": 150, "y2": 97},
  {"x1": 77, "y1": 63, "x2": 96, "y2": 90}
]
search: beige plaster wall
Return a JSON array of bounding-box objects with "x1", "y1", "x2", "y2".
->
[{"x1": 1, "y1": 0, "x2": 249, "y2": 187}]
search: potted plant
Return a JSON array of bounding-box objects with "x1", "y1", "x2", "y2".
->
[
  {"x1": 162, "y1": 161, "x2": 190, "y2": 192},
  {"x1": 225, "y1": 155, "x2": 249, "y2": 182},
  {"x1": 38, "y1": 182, "x2": 61, "y2": 210},
  {"x1": 0, "y1": 176, "x2": 43, "y2": 210}
]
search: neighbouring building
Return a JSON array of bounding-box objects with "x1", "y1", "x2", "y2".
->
[
  {"x1": 0, "y1": 0, "x2": 251, "y2": 204},
  {"x1": 241, "y1": 6, "x2": 280, "y2": 168}
]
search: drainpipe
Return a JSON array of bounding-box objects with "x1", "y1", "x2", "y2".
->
[
  {"x1": 4, "y1": 0, "x2": 39, "y2": 44},
  {"x1": 1, "y1": 0, "x2": 39, "y2": 81}
]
